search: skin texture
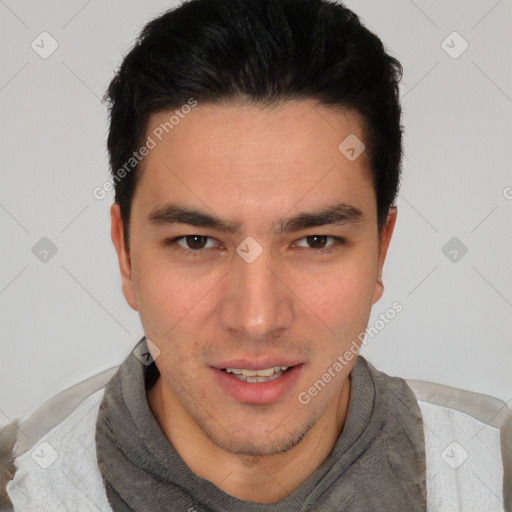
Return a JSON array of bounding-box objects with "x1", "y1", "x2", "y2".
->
[{"x1": 110, "y1": 99, "x2": 397, "y2": 503}]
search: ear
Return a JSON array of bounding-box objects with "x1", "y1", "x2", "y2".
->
[
  {"x1": 371, "y1": 206, "x2": 397, "y2": 305},
  {"x1": 110, "y1": 203, "x2": 138, "y2": 311}
]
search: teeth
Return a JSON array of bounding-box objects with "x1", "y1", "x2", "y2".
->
[
  {"x1": 225, "y1": 366, "x2": 289, "y2": 377},
  {"x1": 229, "y1": 372, "x2": 284, "y2": 383}
]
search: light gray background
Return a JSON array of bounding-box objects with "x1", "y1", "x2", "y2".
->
[{"x1": 1, "y1": 0, "x2": 511, "y2": 428}]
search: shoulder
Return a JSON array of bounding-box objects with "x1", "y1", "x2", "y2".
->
[
  {"x1": 5, "y1": 388, "x2": 112, "y2": 512},
  {"x1": 406, "y1": 379, "x2": 511, "y2": 512}
]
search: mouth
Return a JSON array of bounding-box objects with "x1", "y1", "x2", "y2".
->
[{"x1": 212, "y1": 363, "x2": 304, "y2": 404}]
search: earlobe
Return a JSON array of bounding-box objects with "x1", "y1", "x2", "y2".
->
[
  {"x1": 371, "y1": 267, "x2": 384, "y2": 305},
  {"x1": 371, "y1": 280, "x2": 384, "y2": 305},
  {"x1": 371, "y1": 207, "x2": 397, "y2": 306},
  {"x1": 110, "y1": 203, "x2": 138, "y2": 311}
]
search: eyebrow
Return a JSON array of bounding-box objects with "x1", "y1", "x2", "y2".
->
[{"x1": 147, "y1": 201, "x2": 364, "y2": 234}]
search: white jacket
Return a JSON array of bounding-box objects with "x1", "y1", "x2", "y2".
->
[{"x1": 4, "y1": 370, "x2": 511, "y2": 512}]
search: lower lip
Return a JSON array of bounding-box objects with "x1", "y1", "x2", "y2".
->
[{"x1": 212, "y1": 365, "x2": 304, "y2": 404}]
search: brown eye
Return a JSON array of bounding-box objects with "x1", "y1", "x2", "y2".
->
[
  {"x1": 305, "y1": 235, "x2": 329, "y2": 249},
  {"x1": 183, "y1": 235, "x2": 208, "y2": 250},
  {"x1": 164, "y1": 235, "x2": 219, "y2": 257},
  {"x1": 293, "y1": 235, "x2": 346, "y2": 253}
]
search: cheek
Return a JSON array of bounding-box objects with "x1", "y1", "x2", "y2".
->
[
  {"x1": 130, "y1": 249, "x2": 210, "y2": 341},
  {"x1": 297, "y1": 254, "x2": 377, "y2": 341}
]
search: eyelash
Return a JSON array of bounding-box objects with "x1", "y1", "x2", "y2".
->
[{"x1": 164, "y1": 235, "x2": 346, "y2": 258}]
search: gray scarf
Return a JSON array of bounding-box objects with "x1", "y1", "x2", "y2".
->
[{"x1": 95, "y1": 338, "x2": 427, "y2": 511}]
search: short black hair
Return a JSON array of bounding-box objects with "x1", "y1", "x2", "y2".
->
[{"x1": 104, "y1": 0, "x2": 404, "y2": 247}]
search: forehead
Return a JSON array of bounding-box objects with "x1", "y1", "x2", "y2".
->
[{"x1": 133, "y1": 100, "x2": 375, "y2": 225}]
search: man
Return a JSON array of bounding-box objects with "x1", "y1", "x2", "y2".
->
[{"x1": 2, "y1": 0, "x2": 509, "y2": 510}]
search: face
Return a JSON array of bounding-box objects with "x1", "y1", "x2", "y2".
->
[{"x1": 111, "y1": 100, "x2": 396, "y2": 457}]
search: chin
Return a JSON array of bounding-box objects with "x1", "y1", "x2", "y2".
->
[{"x1": 198, "y1": 415, "x2": 319, "y2": 458}]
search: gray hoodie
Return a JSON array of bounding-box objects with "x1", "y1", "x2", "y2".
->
[{"x1": 94, "y1": 338, "x2": 427, "y2": 511}]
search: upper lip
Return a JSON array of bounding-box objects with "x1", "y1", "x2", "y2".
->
[{"x1": 212, "y1": 359, "x2": 303, "y2": 370}]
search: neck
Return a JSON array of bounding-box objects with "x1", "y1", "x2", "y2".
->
[{"x1": 147, "y1": 376, "x2": 351, "y2": 503}]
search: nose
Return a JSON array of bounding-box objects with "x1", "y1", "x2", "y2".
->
[{"x1": 219, "y1": 245, "x2": 294, "y2": 341}]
